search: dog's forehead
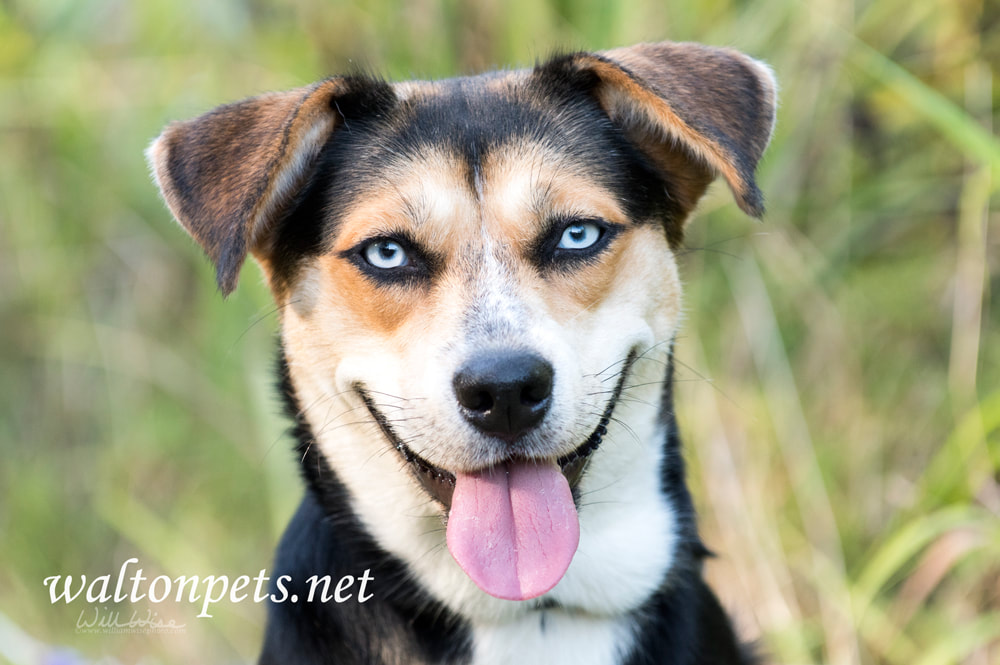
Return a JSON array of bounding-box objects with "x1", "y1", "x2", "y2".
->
[
  {"x1": 330, "y1": 84, "x2": 629, "y2": 245},
  {"x1": 329, "y1": 142, "x2": 632, "y2": 255},
  {"x1": 267, "y1": 68, "x2": 674, "y2": 297},
  {"x1": 381, "y1": 72, "x2": 616, "y2": 176},
  {"x1": 317, "y1": 70, "x2": 666, "y2": 234}
]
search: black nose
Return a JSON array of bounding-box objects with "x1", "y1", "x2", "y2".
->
[{"x1": 452, "y1": 351, "x2": 554, "y2": 441}]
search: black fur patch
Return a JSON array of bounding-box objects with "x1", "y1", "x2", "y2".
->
[{"x1": 259, "y1": 354, "x2": 473, "y2": 665}]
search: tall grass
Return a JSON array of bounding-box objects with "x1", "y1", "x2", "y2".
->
[{"x1": 0, "y1": 0, "x2": 996, "y2": 663}]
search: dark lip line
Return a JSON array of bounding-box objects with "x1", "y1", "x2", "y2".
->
[
  {"x1": 354, "y1": 387, "x2": 456, "y2": 487},
  {"x1": 556, "y1": 349, "x2": 637, "y2": 469},
  {"x1": 354, "y1": 349, "x2": 638, "y2": 500}
]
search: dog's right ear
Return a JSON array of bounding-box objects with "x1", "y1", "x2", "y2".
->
[
  {"x1": 536, "y1": 42, "x2": 776, "y2": 240},
  {"x1": 147, "y1": 78, "x2": 394, "y2": 296}
]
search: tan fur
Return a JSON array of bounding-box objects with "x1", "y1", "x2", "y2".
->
[
  {"x1": 267, "y1": 136, "x2": 660, "y2": 351},
  {"x1": 478, "y1": 142, "x2": 631, "y2": 233}
]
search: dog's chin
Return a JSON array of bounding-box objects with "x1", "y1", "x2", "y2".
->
[{"x1": 354, "y1": 351, "x2": 636, "y2": 513}]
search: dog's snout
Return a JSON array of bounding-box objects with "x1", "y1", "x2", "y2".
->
[{"x1": 452, "y1": 351, "x2": 554, "y2": 441}]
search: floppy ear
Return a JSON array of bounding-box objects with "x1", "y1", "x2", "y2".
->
[
  {"x1": 147, "y1": 78, "x2": 386, "y2": 296},
  {"x1": 543, "y1": 42, "x2": 776, "y2": 226}
]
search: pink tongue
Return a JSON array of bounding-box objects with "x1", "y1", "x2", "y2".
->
[{"x1": 446, "y1": 460, "x2": 580, "y2": 601}]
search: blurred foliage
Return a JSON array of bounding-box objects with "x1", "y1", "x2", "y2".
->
[{"x1": 1, "y1": 0, "x2": 998, "y2": 663}]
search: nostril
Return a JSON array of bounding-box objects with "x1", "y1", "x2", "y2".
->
[
  {"x1": 520, "y1": 371, "x2": 553, "y2": 406},
  {"x1": 462, "y1": 389, "x2": 494, "y2": 413}
]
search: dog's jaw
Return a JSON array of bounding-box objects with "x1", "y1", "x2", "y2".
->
[{"x1": 284, "y1": 327, "x2": 678, "y2": 625}]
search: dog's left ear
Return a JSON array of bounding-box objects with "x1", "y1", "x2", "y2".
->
[
  {"x1": 542, "y1": 42, "x2": 776, "y2": 225},
  {"x1": 146, "y1": 78, "x2": 394, "y2": 296}
]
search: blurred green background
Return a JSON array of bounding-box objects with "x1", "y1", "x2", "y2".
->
[{"x1": 1, "y1": 0, "x2": 998, "y2": 663}]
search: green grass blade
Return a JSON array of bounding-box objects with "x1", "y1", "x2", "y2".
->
[{"x1": 848, "y1": 38, "x2": 1000, "y2": 184}]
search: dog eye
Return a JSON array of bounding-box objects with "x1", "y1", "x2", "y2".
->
[
  {"x1": 557, "y1": 222, "x2": 603, "y2": 250},
  {"x1": 533, "y1": 217, "x2": 621, "y2": 269},
  {"x1": 363, "y1": 239, "x2": 409, "y2": 269}
]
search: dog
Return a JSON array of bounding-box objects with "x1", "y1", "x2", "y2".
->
[{"x1": 147, "y1": 40, "x2": 775, "y2": 665}]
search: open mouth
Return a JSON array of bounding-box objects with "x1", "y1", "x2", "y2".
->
[
  {"x1": 355, "y1": 351, "x2": 636, "y2": 601},
  {"x1": 355, "y1": 350, "x2": 636, "y2": 510}
]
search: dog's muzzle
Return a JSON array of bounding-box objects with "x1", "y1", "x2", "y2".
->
[{"x1": 354, "y1": 349, "x2": 637, "y2": 602}]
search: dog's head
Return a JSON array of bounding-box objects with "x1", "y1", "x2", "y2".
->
[{"x1": 149, "y1": 42, "x2": 775, "y2": 614}]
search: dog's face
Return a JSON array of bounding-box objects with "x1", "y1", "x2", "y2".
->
[{"x1": 149, "y1": 42, "x2": 775, "y2": 620}]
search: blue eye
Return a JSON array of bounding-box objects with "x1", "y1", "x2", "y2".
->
[
  {"x1": 557, "y1": 222, "x2": 602, "y2": 250},
  {"x1": 363, "y1": 239, "x2": 409, "y2": 269}
]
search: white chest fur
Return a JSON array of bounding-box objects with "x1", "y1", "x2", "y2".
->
[{"x1": 470, "y1": 610, "x2": 637, "y2": 665}]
